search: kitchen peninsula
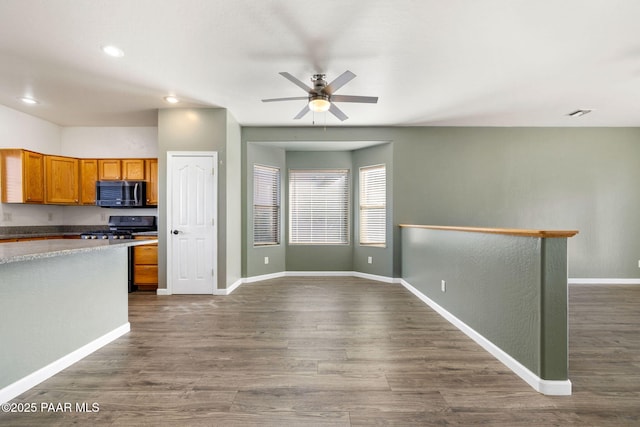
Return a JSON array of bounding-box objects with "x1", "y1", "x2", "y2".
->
[{"x1": 0, "y1": 237, "x2": 157, "y2": 404}]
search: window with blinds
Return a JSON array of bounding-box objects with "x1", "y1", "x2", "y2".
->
[
  {"x1": 253, "y1": 164, "x2": 280, "y2": 246},
  {"x1": 359, "y1": 164, "x2": 386, "y2": 246},
  {"x1": 289, "y1": 169, "x2": 350, "y2": 245}
]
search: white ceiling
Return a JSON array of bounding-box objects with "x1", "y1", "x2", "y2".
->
[{"x1": 1, "y1": 0, "x2": 639, "y2": 128}]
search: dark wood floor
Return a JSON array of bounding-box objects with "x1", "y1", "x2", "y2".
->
[{"x1": 2, "y1": 278, "x2": 639, "y2": 426}]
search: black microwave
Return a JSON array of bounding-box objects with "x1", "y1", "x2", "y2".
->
[{"x1": 96, "y1": 181, "x2": 146, "y2": 208}]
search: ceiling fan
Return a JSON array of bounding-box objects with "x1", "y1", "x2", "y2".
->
[{"x1": 262, "y1": 70, "x2": 378, "y2": 121}]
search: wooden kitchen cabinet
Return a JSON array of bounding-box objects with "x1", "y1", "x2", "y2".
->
[
  {"x1": 79, "y1": 159, "x2": 98, "y2": 205},
  {"x1": 44, "y1": 155, "x2": 79, "y2": 205},
  {"x1": 98, "y1": 159, "x2": 122, "y2": 180},
  {"x1": 98, "y1": 159, "x2": 146, "y2": 180},
  {"x1": 0, "y1": 149, "x2": 45, "y2": 203},
  {"x1": 133, "y1": 235, "x2": 158, "y2": 291},
  {"x1": 2, "y1": 148, "x2": 158, "y2": 206},
  {"x1": 122, "y1": 159, "x2": 145, "y2": 180},
  {"x1": 145, "y1": 159, "x2": 158, "y2": 206}
]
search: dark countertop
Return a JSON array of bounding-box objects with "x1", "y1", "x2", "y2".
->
[
  {"x1": 0, "y1": 225, "x2": 108, "y2": 240},
  {"x1": 0, "y1": 226, "x2": 158, "y2": 240},
  {"x1": 0, "y1": 238, "x2": 158, "y2": 265}
]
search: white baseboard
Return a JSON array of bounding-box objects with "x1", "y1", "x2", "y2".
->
[
  {"x1": 569, "y1": 278, "x2": 640, "y2": 285},
  {"x1": 352, "y1": 271, "x2": 401, "y2": 283},
  {"x1": 235, "y1": 271, "x2": 397, "y2": 293},
  {"x1": 245, "y1": 271, "x2": 287, "y2": 283},
  {"x1": 155, "y1": 276, "x2": 640, "y2": 295},
  {"x1": 400, "y1": 279, "x2": 572, "y2": 396},
  {"x1": 284, "y1": 271, "x2": 359, "y2": 277},
  {"x1": 215, "y1": 278, "x2": 243, "y2": 295},
  {"x1": 0, "y1": 323, "x2": 130, "y2": 404}
]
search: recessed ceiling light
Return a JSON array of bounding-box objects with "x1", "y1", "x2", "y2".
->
[
  {"x1": 568, "y1": 109, "x2": 592, "y2": 117},
  {"x1": 101, "y1": 45, "x2": 124, "y2": 58},
  {"x1": 19, "y1": 97, "x2": 39, "y2": 105},
  {"x1": 164, "y1": 96, "x2": 180, "y2": 104}
]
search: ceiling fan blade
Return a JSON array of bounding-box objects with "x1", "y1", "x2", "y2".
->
[
  {"x1": 330, "y1": 95, "x2": 378, "y2": 104},
  {"x1": 279, "y1": 72, "x2": 312, "y2": 93},
  {"x1": 262, "y1": 96, "x2": 308, "y2": 103},
  {"x1": 293, "y1": 104, "x2": 310, "y2": 120},
  {"x1": 329, "y1": 103, "x2": 348, "y2": 121},
  {"x1": 324, "y1": 70, "x2": 356, "y2": 94}
]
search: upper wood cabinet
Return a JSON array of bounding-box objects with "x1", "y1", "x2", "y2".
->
[
  {"x1": 44, "y1": 155, "x2": 79, "y2": 205},
  {"x1": 79, "y1": 159, "x2": 98, "y2": 205},
  {"x1": 0, "y1": 149, "x2": 45, "y2": 203},
  {"x1": 145, "y1": 159, "x2": 158, "y2": 206},
  {"x1": 1, "y1": 149, "x2": 157, "y2": 206},
  {"x1": 122, "y1": 159, "x2": 145, "y2": 180},
  {"x1": 98, "y1": 159, "x2": 146, "y2": 180},
  {"x1": 98, "y1": 159, "x2": 122, "y2": 180}
]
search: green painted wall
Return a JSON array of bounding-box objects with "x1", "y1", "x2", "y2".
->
[
  {"x1": 393, "y1": 127, "x2": 640, "y2": 279},
  {"x1": 401, "y1": 227, "x2": 569, "y2": 381},
  {"x1": 286, "y1": 151, "x2": 354, "y2": 271},
  {"x1": 158, "y1": 108, "x2": 242, "y2": 290},
  {"x1": 244, "y1": 143, "x2": 287, "y2": 277},
  {"x1": 225, "y1": 113, "x2": 242, "y2": 288},
  {"x1": 352, "y1": 143, "x2": 394, "y2": 278},
  {"x1": 243, "y1": 126, "x2": 640, "y2": 279},
  {"x1": 0, "y1": 248, "x2": 128, "y2": 388}
]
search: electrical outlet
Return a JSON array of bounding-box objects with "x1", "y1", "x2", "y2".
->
[
  {"x1": 100, "y1": 213, "x2": 107, "y2": 221},
  {"x1": 47, "y1": 212, "x2": 53, "y2": 221},
  {"x1": 264, "y1": 256, "x2": 269, "y2": 265},
  {"x1": 367, "y1": 256, "x2": 373, "y2": 264},
  {"x1": 638, "y1": 260, "x2": 640, "y2": 268},
  {"x1": 3, "y1": 213, "x2": 12, "y2": 221},
  {"x1": 441, "y1": 280, "x2": 446, "y2": 292}
]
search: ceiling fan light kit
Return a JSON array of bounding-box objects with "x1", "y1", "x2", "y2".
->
[
  {"x1": 308, "y1": 94, "x2": 331, "y2": 112},
  {"x1": 262, "y1": 70, "x2": 378, "y2": 122}
]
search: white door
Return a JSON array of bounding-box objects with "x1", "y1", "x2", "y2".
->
[{"x1": 167, "y1": 151, "x2": 217, "y2": 294}]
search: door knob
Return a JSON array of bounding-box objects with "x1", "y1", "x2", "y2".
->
[{"x1": 172, "y1": 230, "x2": 180, "y2": 235}]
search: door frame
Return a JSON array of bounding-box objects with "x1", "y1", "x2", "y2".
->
[{"x1": 166, "y1": 151, "x2": 218, "y2": 295}]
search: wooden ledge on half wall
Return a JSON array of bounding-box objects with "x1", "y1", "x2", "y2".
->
[{"x1": 398, "y1": 224, "x2": 579, "y2": 239}]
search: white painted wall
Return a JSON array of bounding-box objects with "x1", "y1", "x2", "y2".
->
[
  {"x1": 0, "y1": 105, "x2": 159, "y2": 227},
  {"x1": 0, "y1": 105, "x2": 61, "y2": 153},
  {"x1": 0, "y1": 105, "x2": 64, "y2": 226},
  {"x1": 61, "y1": 127, "x2": 158, "y2": 158},
  {"x1": 60, "y1": 126, "x2": 159, "y2": 226}
]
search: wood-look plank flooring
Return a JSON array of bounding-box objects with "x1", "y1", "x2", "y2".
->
[{"x1": 2, "y1": 278, "x2": 639, "y2": 426}]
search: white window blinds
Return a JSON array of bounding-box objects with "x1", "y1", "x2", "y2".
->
[
  {"x1": 289, "y1": 169, "x2": 350, "y2": 245},
  {"x1": 359, "y1": 164, "x2": 386, "y2": 246},
  {"x1": 253, "y1": 164, "x2": 280, "y2": 246}
]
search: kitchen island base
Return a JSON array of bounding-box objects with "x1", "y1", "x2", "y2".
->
[{"x1": 0, "y1": 242, "x2": 135, "y2": 404}]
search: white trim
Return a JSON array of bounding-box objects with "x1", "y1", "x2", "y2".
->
[
  {"x1": 352, "y1": 271, "x2": 399, "y2": 283},
  {"x1": 156, "y1": 288, "x2": 171, "y2": 296},
  {"x1": 237, "y1": 271, "x2": 397, "y2": 293},
  {"x1": 0, "y1": 323, "x2": 130, "y2": 404},
  {"x1": 245, "y1": 272, "x2": 286, "y2": 283},
  {"x1": 212, "y1": 278, "x2": 243, "y2": 295},
  {"x1": 285, "y1": 271, "x2": 358, "y2": 277},
  {"x1": 569, "y1": 278, "x2": 640, "y2": 285},
  {"x1": 399, "y1": 279, "x2": 571, "y2": 396}
]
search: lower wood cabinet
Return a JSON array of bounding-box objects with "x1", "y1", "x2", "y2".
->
[{"x1": 133, "y1": 236, "x2": 158, "y2": 291}]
